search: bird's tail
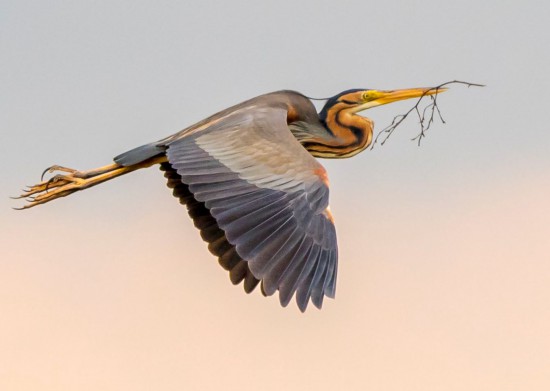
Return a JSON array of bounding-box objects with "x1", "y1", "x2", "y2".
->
[{"x1": 14, "y1": 155, "x2": 167, "y2": 210}]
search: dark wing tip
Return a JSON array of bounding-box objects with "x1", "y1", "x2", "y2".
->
[{"x1": 160, "y1": 162, "x2": 261, "y2": 295}]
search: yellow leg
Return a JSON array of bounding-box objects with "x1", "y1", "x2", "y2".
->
[
  {"x1": 15, "y1": 155, "x2": 167, "y2": 210},
  {"x1": 40, "y1": 163, "x2": 121, "y2": 180}
]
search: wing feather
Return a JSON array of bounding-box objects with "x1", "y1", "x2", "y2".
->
[
  {"x1": 297, "y1": 249, "x2": 328, "y2": 311},
  {"x1": 159, "y1": 163, "x2": 260, "y2": 293},
  {"x1": 279, "y1": 244, "x2": 320, "y2": 308},
  {"x1": 260, "y1": 229, "x2": 306, "y2": 296},
  {"x1": 163, "y1": 106, "x2": 338, "y2": 311}
]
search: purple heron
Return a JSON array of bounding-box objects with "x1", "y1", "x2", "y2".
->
[{"x1": 16, "y1": 87, "x2": 445, "y2": 311}]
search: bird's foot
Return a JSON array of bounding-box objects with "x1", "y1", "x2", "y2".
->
[
  {"x1": 14, "y1": 166, "x2": 90, "y2": 209},
  {"x1": 13, "y1": 157, "x2": 167, "y2": 210}
]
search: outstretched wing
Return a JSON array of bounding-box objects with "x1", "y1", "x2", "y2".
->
[{"x1": 165, "y1": 106, "x2": 337, "y2": 311}]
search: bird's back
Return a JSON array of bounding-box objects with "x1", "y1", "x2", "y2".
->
[{"x1": 114, "y1": 90, "x2": 321, "y2": 167}]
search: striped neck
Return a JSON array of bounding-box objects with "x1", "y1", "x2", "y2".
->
[{"x1": 302, "y1": 102, "x2": 373, "y2": 158}]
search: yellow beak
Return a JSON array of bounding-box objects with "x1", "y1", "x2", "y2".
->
[{"x1": 351, "y1": 87, "x2": 447, "y2": 113}]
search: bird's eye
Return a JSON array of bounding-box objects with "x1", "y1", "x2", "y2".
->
[{"x1": 362, "y1": 92, "x2": 371, "y2": 101}]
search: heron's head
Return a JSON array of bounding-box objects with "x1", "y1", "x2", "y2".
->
[
  {"x1": 319, "y1": 87, "x2": 447, "y2": 120},
  {"x1": 309, "y1": 87, "x2": 447, "y2": 158}
]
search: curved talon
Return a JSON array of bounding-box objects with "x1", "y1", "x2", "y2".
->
[
  {"x1": 41, "y1": 165, "x2": 78, "y2": 181},
  {"x1": 40, "y1": 167, "x2": 51, "y2": 181},
  {"x1": 40, "y1": 165, "x2": 60, "y2": 181}
]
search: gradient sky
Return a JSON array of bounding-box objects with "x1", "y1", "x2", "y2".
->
[{"x1": 1, "y1": 1, "x2": 549, "y2": 390}]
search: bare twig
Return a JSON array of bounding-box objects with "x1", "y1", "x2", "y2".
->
[{"x1": 371, "y1": 80, "x2": 484, "y2": 148}]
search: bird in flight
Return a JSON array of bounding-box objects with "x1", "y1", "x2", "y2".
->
[{"x1": 16, "y1": 87, "x2": 445, "y2": 311}]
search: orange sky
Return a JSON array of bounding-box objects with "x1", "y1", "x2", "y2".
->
[{"x1": 2, "y1": 171, "x2": 549, "y2": 390}]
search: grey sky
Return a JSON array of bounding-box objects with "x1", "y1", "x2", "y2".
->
[{"x1": 3, "y1": 1, "x2": 548, "y2": 194}]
